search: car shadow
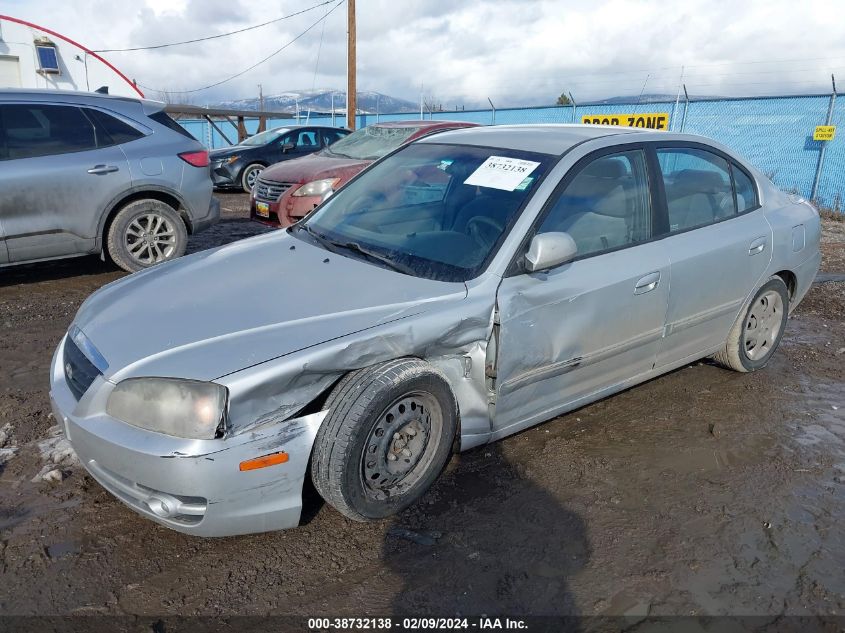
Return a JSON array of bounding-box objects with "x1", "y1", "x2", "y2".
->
[
  {"x1": 0, "y1": 255, "x2": 120, "y2": 288},
  {"x1": 380, "y1": 443, "x2": 589, "y2": 626}
]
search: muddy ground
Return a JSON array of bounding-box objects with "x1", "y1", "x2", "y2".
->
[{"x1": 0, "y1": 195, "x2": 843, "y2": 620}]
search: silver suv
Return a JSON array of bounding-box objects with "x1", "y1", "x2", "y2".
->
[{"x1": 0, "y1": 89, "x2": 219, "y2": 272}]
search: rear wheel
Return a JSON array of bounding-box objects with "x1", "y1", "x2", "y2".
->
[
  {"x1": 713, "y1": 276, "x2": 789, "y2": 372},
  {"x1": 240, "y1": 163, "x2": 264, "y2": 192},
  {"x1": 311, "y1": 359, "x2": 458, "y2": 522},
  {"x1": 106, "y1": 199, "x2": 187, "y2": 272}
]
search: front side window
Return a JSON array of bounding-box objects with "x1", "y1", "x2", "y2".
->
[
  {"x1": 299, "y1": 143, "x2": 554, "y2": 282},
  {"x1": 0, "y1": 104, "x2": 96, "y2": 159},
  {"x1": 657, "y1": 148, "x2": 736, "y2": 232},
  {"x1": 537, "y1": 150, "x2": 653, "y2": 258},
  {"x1": 322, "y1": 129, "x2": 349, "y2": 146},
  {"x1": 294, "y1": 130, "x2": 319, "y2": 149}
]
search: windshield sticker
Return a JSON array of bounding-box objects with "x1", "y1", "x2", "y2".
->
[
  {"x1": 514, "y1": 176, "x2": 535, "y2": 191},
  {"x1": 464, "y1": 156, "x2": 541, "y2": 191}
]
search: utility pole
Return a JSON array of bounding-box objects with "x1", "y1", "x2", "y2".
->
[
  {"x1": 258, "y1": 83, "x2": 264, "y2": 112},
  {"x1": 346, "y1": 0, "x2": 356, "y2": 130}
]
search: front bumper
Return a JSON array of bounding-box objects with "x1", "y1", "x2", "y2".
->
[
  {"x1": 250, "y1": 191, "x2": 319, "y2": 228},
  {"x1": 49, "y1": 336, "x2": 325, "y2": 537},
  {"x1": 210, "y1": 161, "x2": 239, "y2": 188}
]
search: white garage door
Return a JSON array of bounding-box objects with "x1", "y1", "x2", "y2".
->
[{"x1": 0, "y1": 56, "x2": 22, "y2": 88}]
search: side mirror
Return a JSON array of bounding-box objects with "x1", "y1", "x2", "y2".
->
[
  {"x1": 524, "y1": 232, "x2": 578, "y2": 272},
  {"x1": 321, "y1": 188, "x2": 334, "y2": 203},
  {"x1": 281, "y1": 142, "x2": 296, "y2": 153}
]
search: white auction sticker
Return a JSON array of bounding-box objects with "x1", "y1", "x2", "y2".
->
[{"x1": 464, "y1": 156, "x2": 541, "y2": 191}]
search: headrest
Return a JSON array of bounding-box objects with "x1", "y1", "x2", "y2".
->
[
  {"x1": 671, "y1": 169, "x2": 727, "y2": 196},
  {"x1": 580, "y1": 158, "x2": 627, "y2": 179}
]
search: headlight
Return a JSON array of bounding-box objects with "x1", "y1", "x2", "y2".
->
[
  {"x1": 106, "y1": 378, "x2": 227, "y2": 439},
  {"x1": 225, "y1": 155, "x2": 240, "y2": 165},
  {"x1": 291, "y1": 178, "x2": 340, "y2": 197}
]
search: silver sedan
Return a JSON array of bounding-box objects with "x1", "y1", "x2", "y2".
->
[{"x1": 49, "y1": 125, "x2": 821, "y2": 536}]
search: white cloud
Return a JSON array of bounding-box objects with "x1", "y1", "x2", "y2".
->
[{"x1": 6, "y1": 0, "x2": 845, "y2": 107}]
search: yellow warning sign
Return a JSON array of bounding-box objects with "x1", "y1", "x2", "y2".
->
[
  {"x1": 814, "y1": 125, "x2": 836, "y2": 141},
  {"x1": 581, "y1": 113, "x2": 670, "y2": 130}
]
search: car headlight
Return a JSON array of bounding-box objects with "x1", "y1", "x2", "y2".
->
[
  {"x1": 291, "y1": 178, "x2": 340, "y2": 197},
  {"x1": 106, "y1": 378, "x2": 227, "y2": 439},
  {"x1": 225, "y1": 155, "x2": 240, "y2": 165}
]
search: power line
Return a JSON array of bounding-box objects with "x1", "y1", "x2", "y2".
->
[
  {"x1": 93, "y1": 0, "x2": 337, "y2": 52},
  {"x1": 137, "y1": 0, "x2": 345, "y2": 95}
]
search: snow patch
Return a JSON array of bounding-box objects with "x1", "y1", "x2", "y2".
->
[
  {"x1": 31, "y1": 425, "x2": 79, "y2": 483},
  {"x1": 0, "y1": 422, "x2": 16, "y2": 466}
]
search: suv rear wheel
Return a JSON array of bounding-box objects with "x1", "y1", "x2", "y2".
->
[{"x1": 106, "y1": 199, "x2": 188, "y2": 272}]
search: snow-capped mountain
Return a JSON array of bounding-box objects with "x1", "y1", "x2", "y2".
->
[{"x1": 214, "y1": 89, "x2": 418, "y2": 114}]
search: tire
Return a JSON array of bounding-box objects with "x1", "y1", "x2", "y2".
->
[
  {"x1": 240, "y1": 163, "x2": 264, "y2": 192},
  {"x1": 713, "y1": 275, "x2": 789, "y2": 372},
  {"x1": 106, "y1": 199, "x2": 188, "y2": 273},
  {"x1": 311, "y1": 358, "x2": 458, "y2": 522}
]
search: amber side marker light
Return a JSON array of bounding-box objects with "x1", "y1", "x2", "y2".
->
[{"x1": 239, "y1": 452, "x2": 289, "y2": 471}]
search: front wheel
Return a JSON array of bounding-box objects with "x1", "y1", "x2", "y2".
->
[
  {"x1": 240, "y1": 163, "x2": 264, "y2": 192},
  {"x1": 311, "y1": 359, "x2": 458, "y2": 522},
  {"x1": 106, "y1": 199, "x2": 187, "y2": 272},
  {"x1": 713, "y1": 275, "x2": 789, "y2": 372}
]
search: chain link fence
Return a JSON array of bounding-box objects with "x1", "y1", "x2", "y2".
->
[{"x1": 182, "y1": 92, "x2": 843, "y2": 210}]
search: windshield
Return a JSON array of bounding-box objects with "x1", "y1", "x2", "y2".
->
[
  {"x1": 241, "y1": 128, "x2": 289, "y2": 146},
  {"x1": 297, "y1": 143, "x2": 554, "y2": 282},
  {"x1": 325, "y1": 125, "x2": 423, "y2": 160}
]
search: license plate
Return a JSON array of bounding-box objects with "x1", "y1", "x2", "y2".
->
[{"x1": 255, "y1": 201, "x2": 269, "y2": 218}]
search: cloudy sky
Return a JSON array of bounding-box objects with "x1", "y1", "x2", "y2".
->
[{"x1": 5, "y1": 0, "x2": 845, "y2": 107}]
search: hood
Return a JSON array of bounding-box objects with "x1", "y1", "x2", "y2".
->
[
  {"x1": 209, "y1": 145, "x2": 256, "y2": 160},
  {"x1": 260, "y1": 152, "x2": 371, "y2": 184},
  {"x1": 73, "y1": 231, "x2": 467, "y2": 383}
]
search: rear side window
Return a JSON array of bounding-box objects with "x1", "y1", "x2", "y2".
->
[
  {"x1": 732, "y1": 165, "x2": 758, "y2": 212},
  {"x1": 86, "y1": 109, "x2": 145, "y2": 146},
  {"x1": 0, "y1": 104, "x2": 96, "y2": 159},
  {"x1": 657, "y1": 148, "x2": 736, "y2": 232},
  {"x1": 538, "y1": 150, "x2": 654, "y2": 258},
  {"x1": 148, "y1": 111, "x2": 196, "y2": 140}
]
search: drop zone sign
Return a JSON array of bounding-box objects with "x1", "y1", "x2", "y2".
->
[{"x1": 582, "y1": 113, "x2": 670, "y2": 130}]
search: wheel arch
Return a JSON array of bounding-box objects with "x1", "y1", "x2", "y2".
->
[
  {"x1": 98, "y1": 187, "x2": 192, "y2": 253},
  {"x1": 773, "y1": 269, "x2": 797, "y2": 301}
]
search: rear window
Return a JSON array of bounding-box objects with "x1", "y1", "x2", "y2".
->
[
  {"x1": 149, "y1": 111, "x2": 196, "y2": 140},
  {"x1": 325, "y1": 125, "x2": 422, "y2": 160}
]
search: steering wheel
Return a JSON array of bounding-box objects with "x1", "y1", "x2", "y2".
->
[{"x1": 466, "y1": 216, "x2": 504, "y2": 249}]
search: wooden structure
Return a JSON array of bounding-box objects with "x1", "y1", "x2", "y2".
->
[{"x1": 165, "y1": 104, "x2": 294, "y2": 146}]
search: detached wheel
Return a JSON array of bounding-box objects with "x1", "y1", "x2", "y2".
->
[
  {"x1": 311, "y1": 359, "x2": 458, "y2": 522},
  {"x1": 240, "y1": 163, "x2": 264, "y2": 192},
  {"x1": 106, "y1": 199, "x2": 187, "y2": 272},
  {"x1": 713, "y1": 275, "x2": 789, "y2": 372}
]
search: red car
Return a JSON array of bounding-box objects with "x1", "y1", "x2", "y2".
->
[{"x1": 250, "y1": 120, "x2": 480, "y2": 227}]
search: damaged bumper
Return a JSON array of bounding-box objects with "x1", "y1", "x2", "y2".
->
[{"x1": 49, "y1": 339, "x2": 323, "y2": 537}]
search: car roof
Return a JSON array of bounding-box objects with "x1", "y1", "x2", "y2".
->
[
  {"x1": 373, "y1": 119, "x2": 472, "y2": 129},
  {"x1": 418, "y1": 123, "x2": 647, "y2": 155}
]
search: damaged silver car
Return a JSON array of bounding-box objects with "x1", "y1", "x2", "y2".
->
[{"x1": 49, "y1": 125, "x2": 821, "y2": 536}]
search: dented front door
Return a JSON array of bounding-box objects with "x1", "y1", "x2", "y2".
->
[{"x1": 491, "y1": 243, "x2": 670, "y2": 437}]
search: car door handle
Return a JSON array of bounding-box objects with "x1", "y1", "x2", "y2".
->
[
  {"x1": 634, "y1": 271, "x2": 661, "y2": 295},
  {"x1": 87, "y1": 164, "x2": 119, "y2": 175},
  {"x1": 748, "y1": 236, "x2": 767, "y2": 255}
]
